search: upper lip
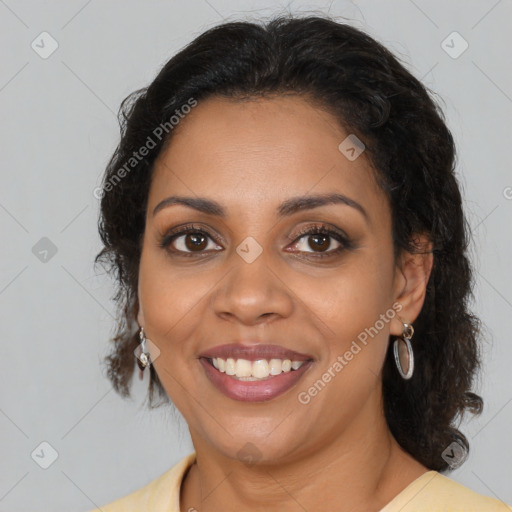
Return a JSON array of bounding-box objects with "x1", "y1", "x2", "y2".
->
[{"x1": 199, "y1": 343, "x2": 314, "y2": 362}]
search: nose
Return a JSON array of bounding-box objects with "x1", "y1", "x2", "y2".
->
[{"x1": 211, "y1": 247, "x2": 294, "y2": 326}]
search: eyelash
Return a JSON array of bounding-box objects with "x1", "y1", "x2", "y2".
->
[{"x1": 158, "y1": 223, "x2": 352, "y2": 259}]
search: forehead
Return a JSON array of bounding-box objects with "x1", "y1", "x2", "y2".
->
[{"x1": 149, "y1": 95, "x2": 385, "y2": 219}]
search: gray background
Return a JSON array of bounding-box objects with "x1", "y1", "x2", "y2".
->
[{"x1": 1, "y1": 1, "x2": 511, "y2": 510}]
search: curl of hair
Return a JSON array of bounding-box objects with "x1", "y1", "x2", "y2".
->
[{"x1": 95, "y1": 15, "x2": 483, "y2": 471}]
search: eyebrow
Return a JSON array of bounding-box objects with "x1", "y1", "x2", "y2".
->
[{"x1": 152, "y1": 193, "x2": 369, "y2": 223}]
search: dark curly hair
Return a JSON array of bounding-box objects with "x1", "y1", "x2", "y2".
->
[{"x1": 95, "y1": 14, "x2": 483, "y2": 472}]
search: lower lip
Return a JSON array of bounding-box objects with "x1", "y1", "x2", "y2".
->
[{"x1": 199, "y1": 358, "x2": 313, "y2": 402}]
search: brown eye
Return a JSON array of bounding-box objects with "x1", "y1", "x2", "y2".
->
[
  {"x1": 293, "y1": 231, "x2": 343, "y2": 254},
  {"x1": 172, "y1": 231, "x2": 219, "y2": 253},
  {"x1": 307, "y1": 233, "x2": 331, "y2": 252},
  {"x1": 183, "y1": 232, "x2": 208, "y2": 251},
  {"x1": 160, "y1": 225, "x2": 223, "y2": 256},
  {"x1": 287, "y1": 224, "x2": 351, "y2": 258}
]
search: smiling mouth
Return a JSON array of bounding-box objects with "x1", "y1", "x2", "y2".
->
[
  {"x1": 205, "y1": 356, "x2": 310, "y2": 380},
  {"x1": 199, "y1": 356, "x2": 314, "y2": 402}
]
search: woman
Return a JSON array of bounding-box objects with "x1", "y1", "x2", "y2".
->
[{"x1": 90, "y1": 15, "x2": 511, "y2": 511}]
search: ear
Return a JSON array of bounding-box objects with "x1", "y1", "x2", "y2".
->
[
  {"x1": 136, "y1": 291, "x2": 144, "y2": 327},
  {"x1": 137, "y1": 306, "x2": 144, "y2": 327},
  {"x1": 389, "y1": 233, "x2": 434, "y2": 337}
]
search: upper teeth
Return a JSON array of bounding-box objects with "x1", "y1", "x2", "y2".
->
[{"x1": 211, "y1": 357, "x2": 305, "y2": 379}]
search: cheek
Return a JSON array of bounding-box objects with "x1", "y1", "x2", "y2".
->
[
  {"x1": 300, "y1": 253, "x2": 396, "y2": 413},
  {"x1": 305, "y1": 252, "x2": 395, "y2": 342},
  {"x1": 139, "y1": 255, "x2": 212, "y2": 346},
  {"x1": 138, "y1": 250, "x2": 215, "y2": 413},
  {"x1": 294, "y1": 261, "x2": 394, "y2": 427}
]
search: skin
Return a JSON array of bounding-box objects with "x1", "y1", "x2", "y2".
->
[{"x1": 137, "y1": 95, "x2": 433, "y2": 511}]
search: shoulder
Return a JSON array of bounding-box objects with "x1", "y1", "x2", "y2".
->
[
  {"x1": 86, "y1": 452, "x2": 196, "y2": 512},
  {"x1": 381, "y1": 470, "x2": 512, "y2": 512}
]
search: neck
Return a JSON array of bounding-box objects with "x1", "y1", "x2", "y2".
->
[{"x1": 180, "y1": 389, "x2": 428, "y2": 511}]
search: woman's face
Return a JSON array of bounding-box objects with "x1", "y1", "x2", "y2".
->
[{"x1": 137, "y1": 95, "x2": 411, "y2": 464}]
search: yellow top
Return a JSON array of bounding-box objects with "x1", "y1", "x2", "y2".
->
[{"x1": 89, "y1": 452, "x2": 511, "y2": 511}]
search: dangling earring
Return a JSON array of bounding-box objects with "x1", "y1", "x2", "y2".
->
[
  {"x1": 136, "y1": 326, "x2": 151, "y2": 372},
  {"x1": 393, "y1": 322, "x2": 415, "y2": 380}
]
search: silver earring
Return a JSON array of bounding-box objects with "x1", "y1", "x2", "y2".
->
[
  {"x1": 136, "y1": 327, "x2": 151, "y2": 371},
  {"x1": 393, "y1": 323, "x2": 414, "y2": 380}
]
